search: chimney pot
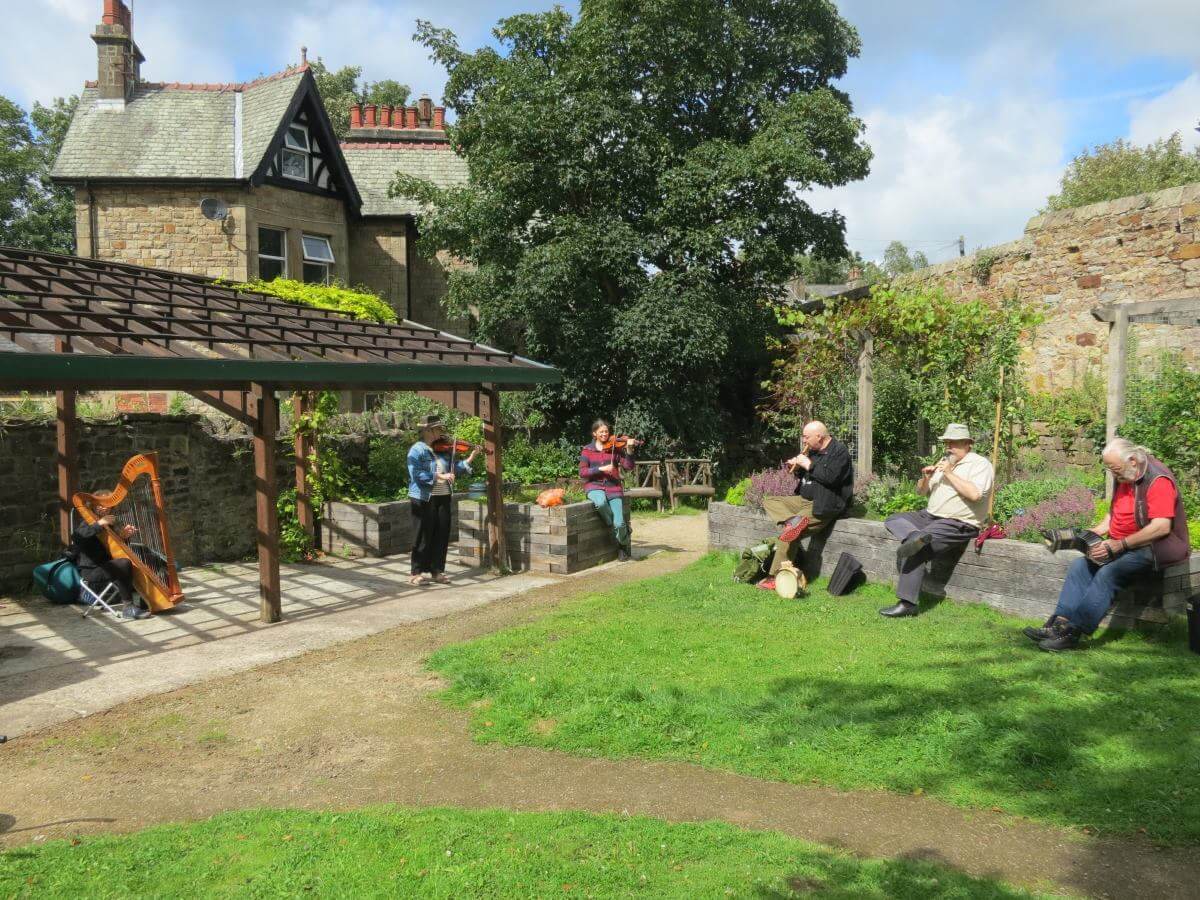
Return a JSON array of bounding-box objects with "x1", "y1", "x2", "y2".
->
[
  {"x1": 364, "y1": 104, "x2": 377, "y2": 128},
  {"x1": 350, "y1": 104, "x2": 363, "y2": 129},
  {"x1": 380, "y1": 105, "x2": 393, "y2": 128},
  {"x1": 405, "y1": 107, "x2": 418, "y2": 129},
  {"x1": 418, "y1": 95, "x2": 433, "y2": 127},
  {"x1": 433, "y1": 107, "x2": 445, "y2": 129}
]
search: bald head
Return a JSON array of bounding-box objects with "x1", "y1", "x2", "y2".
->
[{"x1": 803, "y1": 421, "x2": 831, "y2": 450}]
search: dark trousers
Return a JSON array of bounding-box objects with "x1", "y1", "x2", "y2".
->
[
  {"x1": 1053, "y1": 547, "x2": 1154, "y2": 633},
  {"x1": 411, "y1": 494, "x2": 453, "y2": 575},
  {"x1": 81, "y1": 558, "x2": 135, "y2": 605},
  {"x1": 884, "y1": 510, "x2": 979, "y2": 604}
]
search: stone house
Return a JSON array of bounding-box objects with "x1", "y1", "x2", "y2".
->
[{"x1": 51, "y1": 0, "x2": 469, "y2": 341}]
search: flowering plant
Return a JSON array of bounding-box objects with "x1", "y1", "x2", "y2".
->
[
  {"x1": 1004, "y1": 484, "x2": 1097, "y2": 543},
  {"x1": 745, "y1": 465, "x2": 800, "y2": 510}
]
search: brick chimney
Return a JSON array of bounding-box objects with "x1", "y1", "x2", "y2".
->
[
  {"x1": 93, "y1": 0, "x2": 144, "y2": 106},
  {"x1": 344, "y1": 98, "x2": 449, "y2": 142},
  {"x1": 417, "y1": 95, "x2": 433, "y2": 128}
]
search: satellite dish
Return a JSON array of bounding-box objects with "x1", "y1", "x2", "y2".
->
[{"x1": 200, "y1": 198, "x2": 229, "y2": 221}]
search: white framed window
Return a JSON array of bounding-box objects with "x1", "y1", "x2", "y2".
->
[
  {"x1": 281, "y1": 123, "x2": 311, "y2": 182},
  {"x1": 301, "y1": 234, "x2": 335, "y2": 284},
  {"x1": 257, "y1": 226, "x2": 287, "y2": 280}
]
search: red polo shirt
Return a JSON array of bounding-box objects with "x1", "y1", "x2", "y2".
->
[{"x1": 1109, "y1": 478, "x2": 1177, "y2": 541}]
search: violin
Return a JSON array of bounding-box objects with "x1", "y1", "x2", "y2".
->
[
  {"x1": 598, "y1": 435, "x2": 641, "y2": 452},
  {"x1": 432, "y1": 438, "x2": 474, "y2": 455}
]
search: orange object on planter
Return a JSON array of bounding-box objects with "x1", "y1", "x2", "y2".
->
[{"x1": 536, "y1": 488, "x2": 566, "y2": 508}]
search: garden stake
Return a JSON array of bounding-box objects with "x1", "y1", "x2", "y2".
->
[{"x1": 987, "y1": 366, "x2": 1005, "y2": 523}]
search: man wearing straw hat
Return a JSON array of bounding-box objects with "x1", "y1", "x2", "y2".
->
[{"x1": 880, "y1": 423, "x2": 994, "y2": 618}]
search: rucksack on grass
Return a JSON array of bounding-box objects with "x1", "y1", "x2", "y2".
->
[{"x1": 733, "y1": 540, "x2": 776, "y2": 584}]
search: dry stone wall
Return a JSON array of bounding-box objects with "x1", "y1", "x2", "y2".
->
[
  {"x1": 456, "y1": 499, "x2": 627, "y2": 574},
  {"x1": 897, "y1": 183, "x2": 1200, "y2": 391}
]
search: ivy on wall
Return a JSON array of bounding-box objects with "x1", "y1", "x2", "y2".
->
[{"x1": 234, "y1": 278, "x2": 398, "y2": 324}]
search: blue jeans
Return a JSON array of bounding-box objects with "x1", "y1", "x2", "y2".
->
[
  {"x1": 586, "y1": 490, "x2": 626, "y2": 529},
  {"x1": 1052, "y1": 546, "x2": 1154, "y2": 633}
]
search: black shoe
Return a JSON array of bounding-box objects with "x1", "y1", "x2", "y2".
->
[
  {"x1": 1023, "y1": 617, "x2": 1067, "y2": 643},
  {"x1": 121, "y1": 603, "x2": 150, "y2": 620},
  {"x1": 617, "y1": 548, "x2": 631, "y2": 561},
  {"x1": 896, "y1": 532, "x2": 932, "y2": 561},
  {"x1": 879, "y1": 601, "x2": 919, "y2": 618},
  {"x1": 1039, "y1": 626, "x2": 1083, "y2": 652}
]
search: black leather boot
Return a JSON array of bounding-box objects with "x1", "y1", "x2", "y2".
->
[
  {"x1": 1023, "y1": 616, "x2": 1068, "y2": 643},
  {"x1": 879, "y1": 600, "x2": 918, "y2": 618},
  {"x1": 1039, "y1": 625, "x2": 1083, "y2": 652}
]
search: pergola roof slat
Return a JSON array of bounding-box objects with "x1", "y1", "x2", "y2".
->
[{"x1": 0, "y1": 245, "x2": 560, "y2": 392}]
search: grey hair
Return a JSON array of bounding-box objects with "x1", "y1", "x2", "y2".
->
[{"x1": 1103, "y1": 437, "x2": 1150, "y2": 467}]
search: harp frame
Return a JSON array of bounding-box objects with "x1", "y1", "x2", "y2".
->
[{"x1": 72, "y1": 452, "x2": 184, "y2": 613}]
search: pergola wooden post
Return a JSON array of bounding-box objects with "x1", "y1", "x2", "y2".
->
[
  {"x1": 1103, "y1": 307, "x2": 1128, "y2": 498},
  {"x1": 293, "y1": 392, "x2": 316, "y2": 541},
  {"x1": 856, "y1": 333, "x2": 874, "y2": 479},
  {"x1": 483, "y1": 385, "x2": 508, "y2": 572},
  {"x1": 252, "y1": 383, "x2": 281, "y2": 623},
  {"x1": 54, "y1": 337, "x2": 77, "y2": 545}
]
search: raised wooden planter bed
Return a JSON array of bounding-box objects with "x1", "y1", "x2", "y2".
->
[
  {"x1": 456, "y1": 498, "x2": 630, "y2": 574},
  {"x1": 709, "y1": 501, "x2": 1200, "y2": 628},
  {"x1": 321, "y1": 498, "x2": 459, "y2": 559}
]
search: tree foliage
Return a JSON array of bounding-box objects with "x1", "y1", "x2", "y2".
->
[
  {"x1": 881, "y1": 241, "x2": 929, "y2": 277},
  {"x1": 1044, "y1": 133, "x2": 1200, "y2": 212},
  {"x1": 795, "y1": 250, "x2": 883, "y2": 285},
  {"x1": 392, "y1": 0, "x2": 871, "y2": 456},
  {"x1": 0, "y1": 94, "x2": 77, "y2": 253},
  {"x1": 309, "y1": 59, "x2": 411, "y2": 139}
]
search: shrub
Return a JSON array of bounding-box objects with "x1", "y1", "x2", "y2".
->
[
  {"x1": 1026, "y1": 373, "x2": 1106, "y2": 449},
  {"x1": 1121, "y1": 356, "x2": 1200, "y2": 499},
  {"x1": 724, "y1": 477, "x2": 750, "y2": 507},
  {"x1": 1003, "y1": 485, "x2": 1097, "y2": 543},
  {"x1": 362, "y1": 437, "x2": 409, "y2": 500},
  {"x1": 504, "y1": 436, "x2": 578, "y2": 486},
  {"x1": 992, "y1": 474, "x2": 1083, "y2": 522},
  {"x1": 744, "y1": 465, "x2": 799, "y2": 511},
  {"x1": 235, "y1": 278, "x2": 398, "y2": 323},
  {"x1": 858, "y1": 474, "x2": 925, "y2": 519}
]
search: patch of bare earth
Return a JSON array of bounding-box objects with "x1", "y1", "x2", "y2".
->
[{"x1": 2, "y1": 537, "x2": 1198, "y2": 898}]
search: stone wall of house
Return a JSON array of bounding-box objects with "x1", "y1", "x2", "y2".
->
[
  {"x1": 0, "y1": 416, "x2": 373, "y2": 595},
  {"x1": 409, "y1": 245, "x2": 469, "y2": 334},
  {"x1": 348, "y1": 221, "x2": 409, "y2": 316},
  {"x1": 75, "y1": 185, "x2": 249, "y2": 278},
  {"x1": 897, "y1": 182, "x2": 1200, "y2": 391},
  {"x1": 244, "y1": 184, "x2": 350, "y2": 284}
]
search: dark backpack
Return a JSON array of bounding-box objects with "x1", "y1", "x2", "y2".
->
[
  {"x1": 733, "y1": 540, "x2": 776, "y2": 584},
  {"x1": 32, "y1": 557, "x2": 81, "y2": 605}
]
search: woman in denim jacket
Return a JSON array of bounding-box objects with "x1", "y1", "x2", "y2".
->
[{"x1": 407, "y1": 415, "x2": 478, "y2": 585}]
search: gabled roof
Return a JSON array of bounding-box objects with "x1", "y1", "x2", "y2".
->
[
  {"x1": 342, "y1": 142, "x2": 469, "y2": 218},
  {"x1": 51, "y1": 65, "x2": 357, "y2": 211}
]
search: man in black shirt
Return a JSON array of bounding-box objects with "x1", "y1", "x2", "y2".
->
[
  {"x1": 70, "y1": 506, "x2": 149, "y2": 619},
  {"x1": 759, "y1": 421, "x2": 854, "y2": 589}
]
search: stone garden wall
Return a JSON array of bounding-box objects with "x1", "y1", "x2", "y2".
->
[
  {"x1": 0, "y1": 416, "x2": 370, "y2": 594},
  {"x1": 709, "y1": 502, "x2": 1199, "y2": 629},
  {"x1": 456, "y1": 499, "x2": 628, "y2": 574},
  {"x1": 896, "y1": 182, "x2": 1200, "y2": 391}
]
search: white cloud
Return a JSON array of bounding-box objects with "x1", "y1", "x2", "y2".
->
[
  {"x1": 814, "y1": 92, "x2": 1067, "y2": 263},
  {"x1": 1128, "y1": 73, "x2": 1200, "y2": 150}
]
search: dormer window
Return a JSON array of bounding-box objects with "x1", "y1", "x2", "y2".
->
[{"x1": 281, "y1": 124, "x2": 311, "y2": 182}]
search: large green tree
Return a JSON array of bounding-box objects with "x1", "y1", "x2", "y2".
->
[
  {"x1": 393, "y1": 0, "x2": 871, "y2": 455},
  {"x1": 881, "y1": 240, "x2": 928, "y2": 278},
  {"x1": 1045, "y1": 133, "x2": 1200, "y2": 212},
  {"x1": 0, "y1": 94, "x2": 77, "y2": 253},
  {"x1": 309, "y1": 59, "x2": 411, "y2": 139}
]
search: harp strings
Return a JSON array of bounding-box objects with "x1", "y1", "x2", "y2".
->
[{"x1": 113, "y1": 475, "x2": 170, "y2": 585}]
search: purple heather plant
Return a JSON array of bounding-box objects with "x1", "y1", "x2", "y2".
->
[
  {"x1": 746, "y1": 464, "x2": 800, "y2": 511},
  {"x1": 1005, "y1": 484, "x2": 1096, "y2": 543}
]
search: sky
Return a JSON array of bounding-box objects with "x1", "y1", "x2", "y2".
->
[{"x1": 4, "y1": 1, "x2": 1199, "y2": 265}]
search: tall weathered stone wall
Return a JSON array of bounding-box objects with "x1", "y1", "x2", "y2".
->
[
  {"x1": 0, "y1": 416, "x2": 370, "y2": 595},
  {"x1": 897, "y1": 183, "x2": 1200, "y2": 391}
]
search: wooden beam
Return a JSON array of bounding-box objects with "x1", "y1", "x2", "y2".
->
[
  {"x1": 483, "y1": 385, "x2": 508, "y2": 573},
  {"x1": 252, "y1": 382, "x2": 282, "y2": 623},
  {"x1": 856, "y1": 335, "x2": 873, "y2": 479},
  {"x1": 293, "y1": 392, "x2": 315, "y2": 541},
  {"x1": 188, "y1": 390, "x2": 253, "y2": 426},
  {"x1": 1105, "y1": 307, "x2": 1128, "y2": 499},
  {"x1": 1092, "y1": 296, "x2": 1200, "y2": 323},
  {"x1": 55, "y1": 337, "x2": 77, "y2": 546},
  {"x1": 417, "y1": 389, "x2": 491, "y2": 420}
]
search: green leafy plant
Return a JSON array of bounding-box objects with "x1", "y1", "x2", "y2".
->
[
  {"x1": 971, "y1": 248, "x2": 1000, "y2": 285},
  {"x1": 233, "y1": 278, "x2": 397, "y2": 324},
  {"x1": 1026, "y1": 372, "x2": 1106, "y2": 449},
  {"x1": 724, "y1": 477, "x2": 751, "y2": 507},
  {"x1": 502, "y1": 436, "x2": 578, "y2": 486},
  {"x1": 1121, "y1": 355, "x2": 1200, "y2": 500},
  {"x1": 991, "y1": 473, "x2": 1088, "y2": 523}
]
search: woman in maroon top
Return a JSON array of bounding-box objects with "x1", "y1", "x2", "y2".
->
[{"x1": 580, "y1": 420, "x2": 641, "y2": 561}]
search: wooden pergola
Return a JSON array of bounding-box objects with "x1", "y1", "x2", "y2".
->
[{"x1": 0, "y1": 246, "x2": 560, "y2": 622}]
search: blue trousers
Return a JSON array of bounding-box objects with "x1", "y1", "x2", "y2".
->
[
  {"x1": 1052, "y1": 546, "x2": 1154, "y2": 633},
  {"x1": 587, "y1": 490, "x2": 628, "y2": 547}
]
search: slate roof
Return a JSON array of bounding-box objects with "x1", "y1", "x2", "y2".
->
[
  {"x1": 51, "y1": 69, "x2": 307, "y2": 182},
  {"x1": 342, "y1": 143, "x2": 469, "y2": 217}
]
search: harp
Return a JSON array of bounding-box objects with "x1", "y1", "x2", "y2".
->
[{"x1": 72, "y1": 452, "x2": 184, "y2": 613}]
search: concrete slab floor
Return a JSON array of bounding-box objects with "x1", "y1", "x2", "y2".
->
[{"x1": 0, "y1": 558, "x2": 554, "y2": 739}]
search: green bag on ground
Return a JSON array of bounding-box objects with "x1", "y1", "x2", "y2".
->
[{"x1": 733, "y1": 540, "x2": 776, "y2": 584}]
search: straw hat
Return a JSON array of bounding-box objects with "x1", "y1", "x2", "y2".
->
[{"x1": 938, "y1": 423, "x2": 973, "y2": 442}]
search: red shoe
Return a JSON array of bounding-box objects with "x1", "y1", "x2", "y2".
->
[
  {"x1": 779, "y1": 516, "x2": 810, "y2": 543},
  {"x1": 757, "y1": 578, "x2": 776, "y2": 591}
]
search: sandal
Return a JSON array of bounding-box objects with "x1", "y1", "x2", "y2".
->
[
  {"x1": 433, "y1": 574, "x2": 451, "y2": 584},
  {"x1": 408, "y1": 574, "x2": 429, "y2": 586}
]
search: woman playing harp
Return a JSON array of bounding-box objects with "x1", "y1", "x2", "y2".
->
[{"x1": 69, "y1": 509, "x2": 149, "y2": 619}]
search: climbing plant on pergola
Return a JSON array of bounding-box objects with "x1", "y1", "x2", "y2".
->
[{"x1": 0, "y1": 246, "x2": 560, "y2": 622}]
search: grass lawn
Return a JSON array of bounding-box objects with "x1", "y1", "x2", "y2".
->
[
  {"x1": 0, "y1": 807, "x2": 1052, "y2": 898},
  {"x1": 430, "y1": 555, "x2": 1200, "y2": 843}
]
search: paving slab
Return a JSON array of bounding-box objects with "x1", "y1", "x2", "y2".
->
[{"x1": 0, "y1": 558, "x2": 553, "y2": 738}]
